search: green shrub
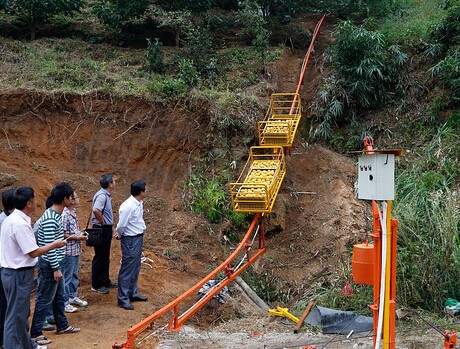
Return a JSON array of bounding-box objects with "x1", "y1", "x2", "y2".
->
[
  {"x1": 185, "y1": 173, "x2": 248, "y2": 226},
  {"x1": 92, "y1": 0, "x2": 149, "y2": 30},
  {"x1": 429, "y1": 2, "x2": 460, "y2": 101},
  {"x1": 177, "y1": 59, "x2": 200, "y2": 87},
  {"x1": 432, "y1": 0, "x2": 460, "y2": 53},
  {"x1": 160, "y1": 77, "x2": 186, "y2": 98},
  {"x1": 192, "y1": 177, "x2": 228, "y2": 223},
  {"x1": 306, "y1": 0, "x2": 401, "y2": 20},
  {"x1": 145, "y1": 38, "x2": 165, "y2": 73},
  {"x1": 146, "y1": 74, "x2": 186, "y2": 99},
  {"x1": 310, "y1": 21, "x2": 407, "y2": 140},
  {"x1": 182, "y1": 24, "x2": 216, "y2": 74}
]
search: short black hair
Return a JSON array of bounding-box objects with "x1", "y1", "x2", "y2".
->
[
  {"x1": 50, "y1": 182, "x2": 74, "y2": 205},
  {"x1": 2, "y1": 188, "x2": 15, "y2": 211},
  {"x1": 14, "y1": 187, "x2": 35, "y2": 210},
  {"x1": 45, "y1": 195, "x2": 53, "y2": 209},
  {"x1": 100, "y1": 174, "x2": 113, "y2": 189},
  {"x1": 131, "y1": 180, "x2": 146, "y2": 196}
]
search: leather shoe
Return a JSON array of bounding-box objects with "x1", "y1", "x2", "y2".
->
[
  {"x1": 118, "y1": 302, "x2": 134, "y2": 310},
  {"x1": 130, "y1": 295, "x2": 148, "y2": 302}
]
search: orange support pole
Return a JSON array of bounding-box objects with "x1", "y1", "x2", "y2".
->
[{"x1": 389, "y1": 219, "x2": 398, "y2": 349}]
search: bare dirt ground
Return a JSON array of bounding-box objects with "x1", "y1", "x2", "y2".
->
[{"x1": 0, "y1": 19, "x2": 444, "y2": 348}]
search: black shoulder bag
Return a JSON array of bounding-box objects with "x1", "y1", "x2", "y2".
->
[{"x1": 85, "y1": 194, "x2": 107, "y2": 247}]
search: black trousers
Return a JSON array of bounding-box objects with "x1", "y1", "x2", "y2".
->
[{"x1": 91, "y1": 224, "x2": 113, "y2": 289}]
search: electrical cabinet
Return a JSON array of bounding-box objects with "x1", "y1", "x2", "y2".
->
[{"x1": 357, "y1": 153, "x2": 395, "y2": 201}]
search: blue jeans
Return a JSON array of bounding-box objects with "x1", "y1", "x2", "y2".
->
[
  {"x1": 31, "y1": 258, "x2": 68, "y2": 338},
  {"x1": 35, "y1": 268, "x2": 53, "y2": 321},
  {"x1": 62, "y1": 255, "x2": 80, "y2": 303}
]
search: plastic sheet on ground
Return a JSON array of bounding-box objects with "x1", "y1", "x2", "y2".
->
[
  {"x1": 304, "y1": 305, "x2": 373, "y2": 334},
  {"x1": 198, "y1": 280, "x2": 229, "y2": 304}
]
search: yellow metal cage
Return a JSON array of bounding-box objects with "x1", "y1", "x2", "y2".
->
[
  {"x1": 258, "y1": 93, "x2": 302, "y2": 147},
  {"x1": 229, "y1": 146, "x2": 286, "y2": 213}
]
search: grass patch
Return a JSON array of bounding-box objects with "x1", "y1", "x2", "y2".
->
[{"x1": 376, "y1": 0, "x2": 447, "y2": 45}]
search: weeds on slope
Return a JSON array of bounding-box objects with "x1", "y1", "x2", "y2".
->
[{"x1": 395, "y1": 118, "x2": 460, "y2": 312}]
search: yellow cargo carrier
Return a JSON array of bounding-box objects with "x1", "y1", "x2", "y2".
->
[
  {"x1": 258, "y1": 93, "x2": 302, "y2": 147},
  {"x1": 229, "y1": 146, "x2": 286, "y2": 213}
]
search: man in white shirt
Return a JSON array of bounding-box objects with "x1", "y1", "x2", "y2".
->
[
  {"x1": 115, "y1": 181, "x2": 148, "y2": 310},
  {"x1": 0, "y1": 188, "x2": 15, "y2": 348},
  {"x1": 0, "y1": 187, "x2": 66, "y2": 349}
]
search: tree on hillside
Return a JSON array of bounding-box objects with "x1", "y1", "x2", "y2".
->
[
  {"x1": 305, "y1": 0, "x2": 400, "y2": 19},
  {"x1": 0, "y1": 0, "x2": 86, "y2": 40},
  {"x1": 153, "y1": 9, "x2": 192, "y2": 48},
  {"x1": 156, "y1": 0, "x2": 216, "y2": 12},
  {"x1": 92, "y1": 0, "x2": 149, "y2": 30},
  {"x1": 237, "y1": 0, "x2": 271, "y2": 73}
]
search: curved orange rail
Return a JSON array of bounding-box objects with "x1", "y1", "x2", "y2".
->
[
  {"x1": 113, "y1": 14, "x2": 326, "y2": 349},
  {"x1": 113, "y1": 213, "x2": 265, "y2": 348}
]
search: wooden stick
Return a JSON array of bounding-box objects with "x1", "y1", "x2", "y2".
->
[
  {"x1": 235, "y1": 276, "x2": 269, "y2": 311},
  {"x1": 293, "y1": 301, "x2": 315, "y2": 334}
]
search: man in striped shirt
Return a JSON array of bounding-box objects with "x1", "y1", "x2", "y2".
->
[{"x1": 30, "y1": 183, "x2": 80, "y2": 346}]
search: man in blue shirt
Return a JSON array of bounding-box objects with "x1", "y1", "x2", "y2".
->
[{"x1": 115, "y1": 180, "x2": 148, "y2": 310}]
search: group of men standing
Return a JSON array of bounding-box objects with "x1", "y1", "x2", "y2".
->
[
  {"x1": 90, "y1": 174, "x2": 148, "y2": 310},
  {"x1": 0, "y1": 174, "x2": 148, "y2": 349}
]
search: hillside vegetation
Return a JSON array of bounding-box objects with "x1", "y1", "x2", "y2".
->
[{"x1": 0, "y1": 0, "x2": 459, "y2": 316}]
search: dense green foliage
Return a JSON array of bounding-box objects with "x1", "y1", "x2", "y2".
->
[
  {"x1": 156, "y1": 0, "x2": 216, "y2": 12},
  {"x1": 310, "y1": 20, "x2": 407, "y2": 141},
  {"x1": 185, "y1": 174, "x2": 248, "y2": 228},
  {"x1": 395, "y1": 118, "x2": 460, "y2": 311},
  {"x1": 307, "y1": 0, "x2": 400, "y2": 19},
  {"x1": 0, "y1": 0, "x2": 85, "y2": 39},
  {"x1": 92, "y1": 0, "x2": 149, "y2": 29},
  {"x1": 429, "y1": 1, "x2": 460, "y2": 102}
]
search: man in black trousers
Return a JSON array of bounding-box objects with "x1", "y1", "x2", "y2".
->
[{"x1": 91, "y1": 174, "x2": 117, "y2": 294}]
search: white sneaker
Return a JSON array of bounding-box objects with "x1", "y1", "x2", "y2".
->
[
  {"x1": 64, "y1": 304, "x2": 78, "y2": 313},
  {"x1": 37, "y1": 346, "x2": 48, "y2": 349},
  {"x1": 69, "y1": 297, "x2": 88, "y2": 307}
]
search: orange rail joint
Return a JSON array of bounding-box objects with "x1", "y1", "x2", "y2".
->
[{"x1": 444, "y1": 330, "x2": 457, "y2": 349}]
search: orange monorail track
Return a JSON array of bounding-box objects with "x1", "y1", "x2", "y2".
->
[
  {"x1": 113, "y1": 14, "x2": 326, "y2": 349},
  {"x1": 113, "y1": 213, "x2": 265, "y2": 348}
]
